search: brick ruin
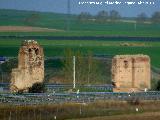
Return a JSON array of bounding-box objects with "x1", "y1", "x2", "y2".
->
[
  {"x1": 111, "y1": 55, "x2": 151, "y2": 92},
  {"x1": 10, "y1": 40, "x2": 44, "y2": 92}
]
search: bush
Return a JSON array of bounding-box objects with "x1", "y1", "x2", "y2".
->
[
  {"x1": 29, "y1": 82, "x2": 45, "y2": 93},
  {"x1": 156, "y1": 80, "x2": 160, "y2": 91}
]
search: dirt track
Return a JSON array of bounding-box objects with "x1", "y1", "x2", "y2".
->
[
  {"x1": 0, "y1": 26, "x2": 62, "y2": 32},
  {"x1": 74, "y1": 112, "x2": 160, "y2": 120}
]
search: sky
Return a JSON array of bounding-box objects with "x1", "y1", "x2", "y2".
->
[{"x1": 0, "y1": 0, "x2": 159, "y2": 17}]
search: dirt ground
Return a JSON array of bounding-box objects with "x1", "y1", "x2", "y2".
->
[
  {"x1": 0, "y1": 26, "x2": 62, "y2": 32},
  {"x1": 74, "y1": 112, "x2": 160, "y2": 120}
]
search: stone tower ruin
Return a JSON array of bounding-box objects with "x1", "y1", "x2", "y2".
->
[
  {"x1": 10, "y1": 40, "x2": 44, "y2": 92},
  {"x1": 111, "y1": 54, "x2": 151, "y2": 92}
]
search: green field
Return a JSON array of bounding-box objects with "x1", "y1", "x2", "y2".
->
[
  {"x1": 0, "y1": 9, "x2": 160, "y2": 37},
  {"x1": 1, "y1": 30, "x2": 160, "y2": 37},
  {"x1": 0, "y1": 39, "x2": 160, "y2": 68}
]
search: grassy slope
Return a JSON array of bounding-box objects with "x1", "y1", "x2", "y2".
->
[
  {"x1": 0, "y1": 39, "x2": 160, "y2": 67},
  {"x1": 0, "y1": 9, "x2": 70, "y2": 29},
  {"x1": 0, "y1": 9, "x2": 160, "y2": 37}
]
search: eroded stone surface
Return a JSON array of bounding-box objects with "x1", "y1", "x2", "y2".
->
[
  {"x1": 10, "y1": 40, "x2": 44, "y2": 92},
  {"x1": 111, "y1": 54, "x2": 151, "y2": 92}
]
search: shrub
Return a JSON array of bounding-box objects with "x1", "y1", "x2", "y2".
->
[{"x1": 29, "y1": 82, "x2": 45, "y2": 93}]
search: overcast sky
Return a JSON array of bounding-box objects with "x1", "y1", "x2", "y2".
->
[{"x1": 0, "y1": 0, "x2": 160, "y2": 17}]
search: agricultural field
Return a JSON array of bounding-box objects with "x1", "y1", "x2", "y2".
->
[
  {"x1": 0, "y1": 30, "x2": 160, "y2": 37},
  {"x1": 0, "y1": 39, "x2": 160, "y2": 68},
  {"x1": 0, "y1": 9, "x2": 160, "y2": 37},
  {"x1": 0, "y1": 26, "x2": 62, "y2": 32}
]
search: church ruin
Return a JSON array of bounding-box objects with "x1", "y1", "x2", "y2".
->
[
  {"x1": 10, "y1": 40, "x2": 44, "y2": 92},
  {"x1": 111, "y1": 55, "x2": 151, "y2": 92}
]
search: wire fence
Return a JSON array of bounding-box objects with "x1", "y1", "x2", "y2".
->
[{"x1": 1, "y1": 88, "x2": 160, "y2": 105}]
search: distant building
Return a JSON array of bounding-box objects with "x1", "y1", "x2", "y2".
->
[{"x1": 111, "y1": 54, "x2": 151, "y2": 92}]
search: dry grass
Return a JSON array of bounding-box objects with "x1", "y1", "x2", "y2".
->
[
  {"x1": 74, "y1": 112, "x2": 160, "y2": 120},
  {"x1": 120, "y1": 42, "x2": 147, "y2": 47},
  {"x1": 1, "y1": 100, "x2": 160, "y2": 120}
]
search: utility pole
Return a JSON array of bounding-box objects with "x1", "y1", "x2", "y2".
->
[
  {"x1": 73, "y1": 56, "x2": 76, "y2": 89},
  {"x1": 67, "y1": 0, "x2": 71, "y2": 31}
]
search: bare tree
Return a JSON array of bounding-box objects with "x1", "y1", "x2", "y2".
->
[
  {"x1": 95, "y1": 10, "x2": 109, "y2": 23},
  {"x1": 136, "y1": 12, "x2": 148, "y2": 23},
  {"x1": 151, "y1": 11, "x2": 160, "y2": 23},
  {"x1": 109, "y1": 10, "x2": 121, "y2": 22},
  {"x1": 78, "y1": 12, "x2": 92, "y2": 23},
  {"x1": 63, "y1": 50, "x2": 108, "y2": 85},
  {"x1": 63, "y1": 49, "x2": 73, "y2": 83}
]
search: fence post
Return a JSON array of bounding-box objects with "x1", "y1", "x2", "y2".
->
[{"x1": 73, "y1": 56, "x2": 76, "y2": 89}]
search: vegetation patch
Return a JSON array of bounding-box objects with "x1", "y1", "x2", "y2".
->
[{"x1": 1, "y1": 100, "x2": 160, "y2": 120}]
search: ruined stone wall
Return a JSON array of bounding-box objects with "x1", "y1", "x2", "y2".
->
[
  {"x1": 10, "y1": 40, "x2": 44, "y2": 92},
  {"x1": 112, "y1": 55, "x2": 150, "y2": 92}
]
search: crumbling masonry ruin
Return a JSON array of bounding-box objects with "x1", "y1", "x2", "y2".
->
[
  {"x1": 112, "y1": 55, "x2": 151, "y2": 92},
  {"x1": 10, "y1": 40, "x2": 44, "y2": 92}
]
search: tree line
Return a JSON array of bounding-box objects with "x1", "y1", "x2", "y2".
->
[
  {"x1": 137, "y1": 12, "x2": 160, "y2": 23},
  {"x1": 21, "y1": 10, "x2": 160, "y2": 26},
  {"x1": 78, "y1": 10, "x2": 160, "y2": 23},
  {"x1": 78, "y1": 10, "x2": 121, "y2": 23}
]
